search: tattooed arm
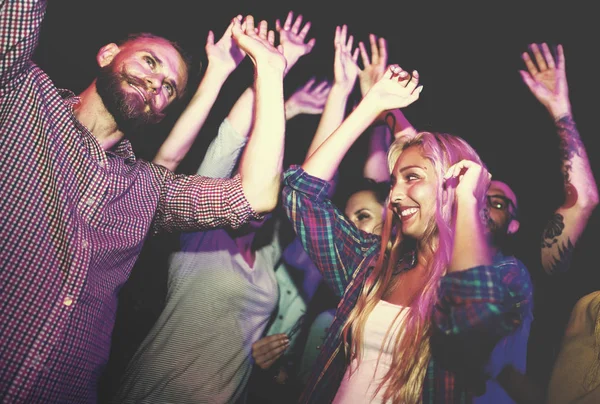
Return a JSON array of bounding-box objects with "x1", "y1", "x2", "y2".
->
[{"x1": 520, "y1": 43, "x2": 599, "y2": 275}]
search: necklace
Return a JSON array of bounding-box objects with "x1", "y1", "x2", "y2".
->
[{"x1": 393, "y1": 250, "x2": 417, "y2": 275}]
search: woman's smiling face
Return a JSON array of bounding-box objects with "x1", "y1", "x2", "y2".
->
[{"x1": 389, "y1": 146, "x2": 439, "y2": 240}]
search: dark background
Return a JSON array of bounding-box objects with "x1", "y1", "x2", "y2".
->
[{"x1": 33, "y1": 0, "x2": 599, "y2": 400}]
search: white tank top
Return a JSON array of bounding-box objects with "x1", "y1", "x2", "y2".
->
[{"x1": 333, "y1": 299, "x2": 408, "y2": 404}]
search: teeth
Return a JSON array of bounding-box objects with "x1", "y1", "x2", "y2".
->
[
  {"x1": 129, "y1": 83, "x2": 147, "y2": 102},
  {"x1": 401, "y1": 208, "x2": 418, "y2": 217}
]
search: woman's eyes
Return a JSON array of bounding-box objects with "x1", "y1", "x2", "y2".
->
[{"x1": 356, "y1": 212, "x2": 371, "y2": 221}]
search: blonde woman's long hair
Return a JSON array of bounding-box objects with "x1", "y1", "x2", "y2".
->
[{"x1": 340, "y1": 132, "x2": 486, "y2": 403}]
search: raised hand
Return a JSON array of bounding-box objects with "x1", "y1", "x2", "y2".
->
[
  {"x1": 205, "y1": 15, "x2": 246, "y2": 75},
  {"x1": 231, "y1": 15, "x2": 286, "y2": 74},
  {"x1": 443, "y1": 159, "x2": 491, "y2": 204},
  {"x1": 520, "y1": 43, "x2": 571, "y2": 119},
  {"x1": 251, "y1": 333, "x2": 289, "y2": 370},
  {"x1": 276, "y1": 11, "x2": 316, "y2": 72},
  {"x1": 285, "y1": 77, "x2": 331, "y2": 119},
  {"x1": 366, "y1": 65, "x2": 423, "y2": 112},
  {"x1": 358, "y1": 34, "x2": 388, "y2": 96},
  {"x1": 333, "y1": 24, "x2": 360, "y2": 92}
]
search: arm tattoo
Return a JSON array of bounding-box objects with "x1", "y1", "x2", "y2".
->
[
  {"x1": 541, "y1": 213, "x2": 575, "y2": 274},
  {"x1": 556, "y1": 115, "x2": 584, "y2": 185},
  {"x1": 545, "y1": 239, "x2": 575, "y2": 275}
]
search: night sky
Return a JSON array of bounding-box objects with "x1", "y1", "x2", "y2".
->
[{"x1": 31, "y1": 0, "x2": 600, "y2": 395}]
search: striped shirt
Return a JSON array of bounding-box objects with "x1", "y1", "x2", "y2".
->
[
  {"x1": 112, "y1": 225, "x2": 282, "y2": 404},
  {"x1": 0, "y1": 1, "x2": 258, "y2": 403},
  {"x1": 112, "y1": 113, "x2": 280, "y2": 404},
  {"x1": 282, "y1": 166, "x2": 533, "y2": 403}
]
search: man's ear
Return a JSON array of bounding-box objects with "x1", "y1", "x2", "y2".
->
[
  {"x1": 508, "y1": 219, "x2": 520, "y2": 235},
  {"x1": 96, "y1": 43, "x2": 120, "y2": 68}
]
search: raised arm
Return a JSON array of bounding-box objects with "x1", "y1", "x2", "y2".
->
[
  {"x1": 197, "y1": 12, "x2": 318, "y2": 178},
  {"x1": 520, "y1": 43, "x2": 599, "y2": 275},
  {"x1": 0, "y1": 0, "x2": 47, "y2": 89},
  {"x1": 445, "y1": 160, "x2": 493, "y2": 272},
  {"x1": 232, "y1": 16, "x2": 287, "y2": 214},
  {"x1": 303, "y1": 65, "x2": 422, "y2": 181},
  {"x1": 359, "y1": 34, "x2": 418, "y2": 137},
  {"x1": 226, "y1": 11, "x2": 317, "y2": 138},
  {"x1": 304, "y1": 24, "x2": 359, "y2": 160},
  {"x1": 152, "y1": 16, "x2": 246, "y2": 171},
  {"x1": 284, "y1": 77, "x2": 330, "y2": 120},
  {"x1": 357, "y1": 34, "x2": 418, "y2": 182}
]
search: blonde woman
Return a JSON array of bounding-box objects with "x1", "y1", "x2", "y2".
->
[{"x1": 281, "y1": 65, "x2": 533, "y2": 403}]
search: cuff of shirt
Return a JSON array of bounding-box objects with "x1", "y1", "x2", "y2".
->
[
  {"x1": 435, "y1": 261, "x2": 532, "y2": 335},
  {"x1": 230, "y1": 173, "x2": 264, "y2": 224},
  {"x1": 283, "y1": 165, "x2": 332, "y2": 201}
]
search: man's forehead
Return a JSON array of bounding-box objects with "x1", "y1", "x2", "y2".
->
[
  {"x1": 124, "y1": 37, "x2": 188, "y2": 93},
  {"x1": 488, "y1": 180, "x2": 518, "y2": 206}
]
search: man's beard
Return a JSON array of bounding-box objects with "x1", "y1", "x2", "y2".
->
[
  {"x1": 96, "y1": 66, "x2": 165, "y2": 136},
  {"x1": 488, "y1": 218, "x2": 511, "y2": 250}
]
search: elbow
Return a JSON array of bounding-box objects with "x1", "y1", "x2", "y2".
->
[
  {"x1": 587, "y1": 185, "x2": 600, "y2": 209},
  {"x1": 243, "y1": 176, "x2": 282, "y2": 214},
  {"x1": 153, "y1": 155, "x2": 182, "y2": 172},
  {"x1": 577, "y1": 185, "x2": 599, "y2": 215},
  {"x1": 253, "y1": 194, "x2": 279, "y2": 214}
]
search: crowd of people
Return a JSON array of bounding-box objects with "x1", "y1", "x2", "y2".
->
[{"x1": 1, "y1": 2, "x2": 598, "y2": 403}]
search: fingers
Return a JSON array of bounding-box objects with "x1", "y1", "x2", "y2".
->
[
  {"x1": 298, "y1": 21, "x2": 311, "y2": 39},
  {"x1": 340, "y1": 24, "x2": 348, "y2": 46},
  {"x1": 302, "y1": 77, "x2": 316, "y2": 90},
  {"x1": 403, "y1": 70, "x2": 419, "y2": 93},
  {"x1": 387, "y1": 64, "x2": 403, "y2": 79},
  {"x1": 245, "y1": 15, "x2": 255, "y2": 34},
  {"x1": 267, "y1": 30, "x2": 275, "y2": 46},
  {"x1": 283, "y1": 10, "x2": 293, "y2": 30},
  {"x1": 378, "y1": 37, "x2": 388, "y2": 65},
  {"x1": 369, "y1": 34, "x2": 379, "y2": 64},
  {"x1": 530, "y1": 43, "x2": 548, "y2": 72},
  {"x1": 346, "y1": 34, "x2": 355, "y2": 52},
  {"x1": 306, "y1": 37, "x2": 316, "y2": 53},
  {"x1": 206, "y1": 30, "x2": 215, "y2": 47},
  {"x1": 518, "y1": 70, "x2": 535, "y2": 90},
  {"x1": 315, "y1": 80, "x2": 331, "y2": 93},
  {"x1": 223, "y1": 15, "x2": 242, "y2": 39},
  {"x1": 251, "y1": 334, "x2": 290, "y2": 370},
  {"x1": 291, "y1": 14, "x2": 303, "y2": 34},
  {"x1": 257, "y1": 19, "x2": 267, "y2": 39},
  {"x1": 359, "y1": 41, "x2": 370, "y2": 67},
  {"x1": 521, "y1": 50, "x2": 538, "y2": 76},
  {"x1": 387, "y1": 65, "x2": 421, "y2": 92},
  {"x1": 556, "y1": 44, "x2": 565, "y2": 71},
  {"x1": 522, "y1": 42, "x2": 564, "y2": 77},
  {"x1": 541, "y1": 42, "x2": 555, "y2": 68},
  {"x1": 443, "y1": 160, "x2": 489, "y2": 189},
  {"x1": 444, "y1": 160, "x2": 469, "y2": 181},
  {"x1": 443, "y1": 160, "x2": 471, "y2": 189}
]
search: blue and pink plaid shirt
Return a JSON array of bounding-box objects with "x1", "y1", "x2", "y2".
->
[
  {"x1": 282, "y1": 166, "x2": 533, "y2": 403},
  {"x1": 0, "y1": 1, "x2": 258, "y2": 402}
]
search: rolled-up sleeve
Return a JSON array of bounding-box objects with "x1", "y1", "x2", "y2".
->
[
  {"x1": 433, "y1": 257, "x2": 533, "y2": 340},
  {"x1": 155, "y1": 171, "x2": 261, "y2": 233},
  {"x1": 282, "y1": 166, "x2": 379, "y2": 297}
]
